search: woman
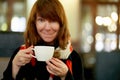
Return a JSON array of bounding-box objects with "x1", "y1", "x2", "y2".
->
[{"x1": 2, "y1": 0, "x2": 84, "y2": 80}]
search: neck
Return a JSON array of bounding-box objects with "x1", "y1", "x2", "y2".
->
[{"x1": 37, "y1": 40, "x2": 59, "y2": 48}]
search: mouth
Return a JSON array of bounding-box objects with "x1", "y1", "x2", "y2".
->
[
  {"x1": 43, "y1": 31, "x2": 55, "y2": 35},
  {"x1": 42, "y1": 33, "x2": 53, "y2": 38}
]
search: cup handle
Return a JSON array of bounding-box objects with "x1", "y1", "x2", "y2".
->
[
  {"x1": 30, "y1": 54, "x2": 36, "y2": 58},
  {"x1": 31, "y1": 48, "x2": 36, "y2": 58}
]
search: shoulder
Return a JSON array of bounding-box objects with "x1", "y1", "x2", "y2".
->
[
  {"x1": 11, "y1": 44, "x2": 25, "y2": 59},
  {"x1": 68, "y1": 50, "x2": 83, "y2": 64},
  {"x1": 66, "y1": 50, "x2": 85, "y2": 80},
  {"x1": 70, "y1": 50, "x2": 81, "y2": 59}
]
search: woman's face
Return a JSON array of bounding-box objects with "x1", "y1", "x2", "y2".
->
[{"x1": 36, "y1": 15, "x2": 60, "y2": 44}]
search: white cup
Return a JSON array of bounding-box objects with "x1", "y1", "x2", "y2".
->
[{"x1": 32, "y1": 46, "x2": 54, "y2": 61}]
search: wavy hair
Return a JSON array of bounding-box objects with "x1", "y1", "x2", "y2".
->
[{"x1": 24, "y1": 0, "x2": 70, "y2": 49}]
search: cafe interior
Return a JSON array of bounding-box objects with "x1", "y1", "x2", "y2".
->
[{"x1": 0, "y1": 0, "x2": 120, "y2": 80}]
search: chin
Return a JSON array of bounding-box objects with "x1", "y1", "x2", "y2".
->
[{"x1": 44, "y1": 39, "x2": 54, "y2": 43}]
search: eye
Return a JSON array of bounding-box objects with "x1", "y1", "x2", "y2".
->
[
  {"x1": 37, "y1": 17, "x2": 45, "y2": 22},
  {"x1": 40, "y1": 18, "x2": 45, "y2": 22}
]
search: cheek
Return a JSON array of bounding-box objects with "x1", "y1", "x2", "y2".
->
[
  {"x1": 52, "y1": 24, "x2": 60, "y2": 32},
  {"x1": 54, "y1": 27, "x2": 59, "y2": 32},
  {"x1": 36, "y1": 23, "x2": 43, "y2": 31}
]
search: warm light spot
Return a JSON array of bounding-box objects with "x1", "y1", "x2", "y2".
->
[
  {"x1": 95, "y1": 16, "x2": 103, "y2": 26},
  {"x1": 111, "y1": 12, "x2": 118, "y2": 22},
  {"x1": 1, "y1": 23, "x2": 8, "y2": 31},
  {"x1": 11, "y1": 16, "x2": 26, "y2": 32}
]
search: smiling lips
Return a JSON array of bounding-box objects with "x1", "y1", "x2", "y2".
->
[
  {"x1": 42, "y1": 32, "x2": 54, "y2": 38},
  {"x1": 42, "y1": 31, "x2": 55, "y2": 35}
]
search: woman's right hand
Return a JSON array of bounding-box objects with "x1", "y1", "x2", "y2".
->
[
  {"x1": 12, "y1": 45, "x2": 34, "y2": 67},
  {"x1": 12, "y1": 45, "x2": 34, "y2": 79}
]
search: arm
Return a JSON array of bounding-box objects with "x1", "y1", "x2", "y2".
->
[
  {"x1": 12, "y1": 46, "x2": 33, "y2": 79},
  {"x1": 12, "y1": 60, "x2": 21, "y2": 79},
  {"x1": 2, "y1": 46, "x2": 33, "y2": 80}
]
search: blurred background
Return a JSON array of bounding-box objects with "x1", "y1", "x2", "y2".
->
[{"x1": 0, "y1": 0, "x2": 120, "y2": 80}]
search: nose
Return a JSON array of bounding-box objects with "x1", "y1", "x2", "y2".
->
[{"x1": 45, "y1": 21, "x2": 51, "y2": 30}]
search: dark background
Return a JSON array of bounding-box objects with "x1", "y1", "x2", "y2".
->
[{"x1": 0, "y1": 32, "x2": 24, "y2": 57}]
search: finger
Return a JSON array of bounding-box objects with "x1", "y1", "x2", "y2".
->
[
  {"x1": 46, "y1": 65, "x2": 59, "y2": 75},
  {"x1": 22, "y1": 46, "x2": 34, "y2": 54},
  {"x1": 46, "y1": 60, "x2": 60, "y2": 73},
  {"x1": 25, "y1": 57, "x2": 31, "y2": 62},
  {"x1": 46, "y1": 60, "x2": 57, "y2": 68},
  {"x1": 52, "y1": 58, "x2": 63, "y2": 63},
  {"x1": 18, "y1": 50, "x2": 33, "y2": 58},
  {"x1": 49, "y1": 58, "x2": 63, "y2": 68},
  {"x1": 23, "y1": 53, "x2": 32, "y2": 59},
  {"x1": 46, "y1": 66, "x2": 55, "y2": 75},
  {"x1": 19, "y1": 58, "x2": 30, "y2": 65},
  {"x1": 21, "y1": 62, "x2": 26, "y2": 66}
]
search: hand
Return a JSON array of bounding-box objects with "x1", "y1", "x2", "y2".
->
[
  {"x1": 12, "y1": 45, "x2": 34, "y2": 67},
  {"x1": 46, "y1": 58, "x2": 68, "y2": 78}
]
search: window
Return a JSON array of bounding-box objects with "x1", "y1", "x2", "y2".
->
[
  {"x1": 81, "y1": 0, "x2": 120, "y2": 52},
  {"x1": 0, "y1": 0, "x2": 26, "y2": 32}
]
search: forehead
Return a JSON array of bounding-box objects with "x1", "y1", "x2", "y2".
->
[{"x1": 35, "y1": 0, "x2": 62, "y2": 23}]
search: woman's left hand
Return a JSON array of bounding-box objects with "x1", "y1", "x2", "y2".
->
[{"x1": 46, "y1": 57, "x2": 68, "y2": 78}]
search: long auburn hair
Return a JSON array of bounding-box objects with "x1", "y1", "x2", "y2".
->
[{"x1": 24, "y1": 0, "x2": 70, "y2": 49}]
